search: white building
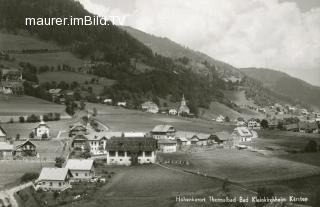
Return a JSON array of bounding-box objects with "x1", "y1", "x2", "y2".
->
[
  {"x1": 158, "y1": 139, "x2": 177, "y2": 153},
  {"x1": 35, "y1": 168, "x2": 72, "y2": 191},
  {"x1": 169, "y1": 109, "x2": 178, "y2": 115},
  {"x1": 65, "y1": 159, "x2": 95, "y2": 181},
  {"x1": 178, "y1": 94, "x2": 190, "y2": 115},
  {"x1": 216, "y1": 115, "x2": 225, "y2": 123},
  {"x1": 141, "y1": 101, "x2": 159, "y2": 114},
  {"x1": 33, "y1": 121, "x2": 50, "y2": 138},
  {"x1": 117, "y1": 102, "x2": 127, "y2": 107},
  {"x1": 232, "y1": 127, "x2": 257, "y2": 142},
  {"x1": 247, "y1": 120, "x2": 261, "y2": 130},
  {"x1": 106, "y1": 137, "x2": 157, "y2": 166}
]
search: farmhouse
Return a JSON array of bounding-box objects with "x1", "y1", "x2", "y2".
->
[
  {"x1": 216, "y1": 115, "x2": 225, "y2": 123},
  {"x1": 0, "y1": 142, "x2": 14, "y2": 160},
  {"x1": 157, "y1": 139, "x2": 177, "y2": 153},
  {"x1": 35, "y1": 168, "x2": 72, "y2": 191},
  {"x1": 65, "y1": 159, "x2": 95, "y2": 181},
  {"x1": 169, "y1": 108, "x2": 178, "y2": 115},
  {"x1": 69, "y1": 122, "x2": 88, "y2": 137},
  {"x1": 0, "y1": 68, "x2": 22, "y2": 81},
  {"x1": 247, "y1": 119, "x2": 261, "y2": 130},
  {"x1": 33, "y1": 121, "x2": 50, "y2": 139},
  {"x1": 298, "y1": 122, "x2": 319, "y2": 133},
  {"x1": 105, "y1": 137, "x2": 157, "y2": 165},
  {"x1": 87, "y1": 134, "x2": 108, "y2": 155},
  {"x1": 48, "y1": 88, "x2": 63, "y2": 102},
  {"x1": 141, "y1": 101, "x2": 159, "y2": 114},
  {"x1": 0, "y1": 126, "x2": 7, "y2": 142},
  {"x1": 178, "y1": 94, "x2": 190, "y2": 115},
  {"x1": 71, "y1": 134, "x2": 89, "y2": 151},
  {"x1": 151, "y1": 125, "x2": 176, "y2": 140},
  {"x1": 232, "y1": 127, "x2": 257, "y2": 142},
  {"x1": 117, "y1": 101, "x2": 127, "y2": 107},
  {"x1": 177, "y1": 137, "x2": 191, "y2": 147},
  {"x1": 211, "y1": 131, "x2": 233, "y2": 146},
  {"x1": 14, "y1": 140, "x2": 37, "y2": 157}
]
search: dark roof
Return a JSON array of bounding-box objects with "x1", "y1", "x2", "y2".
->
[
  {"x1": 15, "y1": 140, "x2": 36, "y2": 149},
  {"x1": 106, "y1": 137, "x2": 157, "y2": 152},
  {"x1": 0, "y1": 126, "x2": 7, "y2": 137},
  {"x1": 72, "y1": 134, "x2": 88, "y2": 141}
]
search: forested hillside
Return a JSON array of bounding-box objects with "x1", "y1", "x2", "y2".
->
[{"x1": 0, "y1": 0, "x2": 232, "y2": 114}]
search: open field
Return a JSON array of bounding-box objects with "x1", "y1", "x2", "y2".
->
[
  {"x1": 159, "y1": 149, "x2": 320, "y2": 184},
  {"x1": 11, "y1": 52, "x2": 84, "y2": 68},
  {"x1": 85, "y1": 103, "x2": 235, "y2": 133},
  {"x1": 2, "y1": 119, "x2": 72, "y2": 138},
  {"x1": 0, "y1": 32, "x2": 60, "y2": 50},
  {"x1": 0, "y1": 161, "x2": 54, "y2": 190},
  {"x1": 60, "y1": 165, "x2": 229, "y2": 207},
  {"x1": 0, "y1": 95, "x2": 67, "y2": 117}
]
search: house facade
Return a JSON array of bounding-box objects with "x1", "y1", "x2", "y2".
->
[
  {"x1": 0, "y1": 142, "x2": 14, "y2": 160},
  {"x1": 35, "y1": 168, "x2": 72, "y2": 191},
  {"x1": 151, "y1": 125, "x2": 176, "y2": 140},
  {"x1": 34, "y1": 121, "x2": 50, "y2": 139},
  {"x1": 157, "y1": 139, "x2": 177, "y2": 153},
  {"x1": 14, "y1": 140, "x2": 37, "y2": 157},
  {"x1": 65, "y1": 159, "x2": 95, "y2": 181},
  {"x1": 232, "y1": 127, "x2": 257, "y2": 142},
  {"x1": 105, "y1": 137, "x2": 157, "y2": 166}
]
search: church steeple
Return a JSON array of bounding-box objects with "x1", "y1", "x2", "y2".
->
[{"x1": 181, "y1": 94, "x2": 186, "y2": 106}]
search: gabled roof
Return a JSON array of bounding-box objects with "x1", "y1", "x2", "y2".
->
[
  {"x1": 48, "y1": 88, "x2": 62, "y2": 94},
  {"x1": 106, "y1": 137, "x2": 157, "y2": 152},
  {"x1": 151, "y1": 125, "x2": 175, "y2": 133},
  {"x1": 0, "y1": 142, "x2": 14, "y2": 151},
  {"x1": 38, "y1": 168, "x2": 70, "y2": 181},
  {"x1": 234, "y1": 127, "x2": 253, "y2": 137},
  {"x1": 0, "y1": 126, "x2": 7, "y2": 137},
  {"x1": 65, "y1": 159, "x2": 94, "y2": 171},
  {"x1": 214, "y1": 131, "x2": 232, "y2": 141},
  {"x1": 15, "y1": 140, "x2": 36, "y2": 149},
  {"x1": 157, "y1": 139, "x2": 177, "y2": 145},
  {"x1": 177, "y1": 137, "x2": 189, "y2": 142}
]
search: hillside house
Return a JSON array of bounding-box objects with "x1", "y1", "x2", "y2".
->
[
  {"x1": 141, "y1": 101, "x2": 159, "y2": 114},
  {"x1": 283, "y1": 123, "x2": 299, "y2": 132},
  {"x1": 177, "y1": 137, "x2": 191, "y2": 148},
  {"x1": 35, "y1": 168, "x2": 72, "y2": 191},
  {"x1": 14, "y1": 140, "x2": 37, "y2": 157},
  {"x1": 157, "y1": 139, "x2": 177, "y2": 153},
  {"x1": 0, "y1": 68, "x2": 22, "y2": 81},
  {"x1": 232, "y1": 127, "x2": 257, "y2": 142},
  {"x1": 65, "y1": 159, "x2": 95, "y2": 181},
  {"x1": 247, "y1": 120, "x2": 261, "y2": 130},
  {"x1": 117, "y1": 101, "x2": 127, "y2": 107},
  {"x1": 71, "y1": 134, "x2": 90, "y2": 151},
  {"x1": 151, "y1": 125, "x2": 176, "y2": 140},
  {"x1": 87, "y1": 134, "x2": 108, "y2": 155},
  {"x1": 178, "y1": 94, "x2": 190, "y2": 115},
  {"x1": 103, "y1": 98, "x2": 113, "y2": 104},
  {"x1": 0, "y1": 126, "x2": 7, "y2": 142},
  {"x1": 33, "y1": 121, "x2": 50, "y2": 139},
  {"x1": 216, "y1": 115, "x2": 225, "y2": 123},
  {"x1": 211, "y1": 131, "x2": 233, "y2": 146},
  {"x1": 0, "y1": 81, "x2": 24, "y2": 95},
  {"x1": 298, "y1": 122, "x2": 319, "y2": 133},
  {"x1": 69, "y1": 122, "x2": 88, "y2": 137},
  {"x1": 169, "y1": 108, "x2": 178, "y2": 115},
  {"x1": 48, "y1": 89, "x2": 63, "y2": 102},
  {"x1": 105, "y1": 137, "x2": 157, "y2": 165},
  {"x1": 0, "y1": 142, "x2": 14, "y2": 160}
]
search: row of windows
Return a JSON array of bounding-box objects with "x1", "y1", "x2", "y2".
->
[
  {"x1": 109, "y1": 151, "x2": 153, "y2": 157},
  {"x1": 110, "y1": 158, "x2": 151, "y2": 162}
]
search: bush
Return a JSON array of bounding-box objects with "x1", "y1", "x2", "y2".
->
[
  {"x1": 55, "y1": 157, "x2": 65, "y2": 168},
  {"x1": 260, "y1": 119, "x2": 269, "y2": 128},
  {"x1": 20, "y1": 172, "x2": 39, "y2": 183},
  {"x1": 19, "y1": 116, "x2": 25, "y2": 123},
  {"x1": 305, "y1": 140, "x2": 318, "y2": 152}
]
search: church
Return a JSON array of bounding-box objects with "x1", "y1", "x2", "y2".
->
[{"x1": 178, "y1": 94, "x2": 190, "y2": 115}]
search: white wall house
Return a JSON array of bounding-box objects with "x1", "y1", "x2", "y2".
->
[
  {"x1": 35, "y1": 168, "x2": 72, "y2": 191},
  {"x1": 151, "y1": 125, "x2": 176, "y2": 140},
  {"x1": 34, "y1": 121, "x2": 50, "y2": 138},
  {"x1": 232, "y1": 127, "x2": 258, "y2": 142},
  {"x1": 65, "y1": 159, "x2": 95, "y2": 181},
  {"x1": 106, "y1": 137, "x2": 157, "y2": 166}
]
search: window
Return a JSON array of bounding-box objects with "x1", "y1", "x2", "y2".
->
[
  {"x1": 50, "y1": 182, "x2": 52, "y2": 186},
  {"x1": 85, "y1": 173, "x2": 87, "y2": 176},
  {"x1": 75, "y1": 173, "x2": 78, "y2": 176},
  {"x1": 138, "y1": 151, "x2": 143, "y2": 156},
  {"x1": 147, "y1": 159, "x2": 150, "y2": 162},
  {"x1": 59, "y1": 182, "x2": 61, "y2": 186},
  {"x1": 145, "y1": 151, "x2": 152, "y2": 157},
  {"x1": 109, "y1": 151, "x2": 115, "y2": 157},
  {"x1": 120, "y1": 159, "x2": 123, "y2": 161},
  {"x1": 118, "y1": 151, "x2": 125, "y2": 157}
]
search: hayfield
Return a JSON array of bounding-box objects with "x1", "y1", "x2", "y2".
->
[
  {"x1": 159, "y1": 149, "x2": 320, "y2": 184},
  {"x1": 85, "y1": 103, "x2": 235, "y2": 133},
  {"x1": 0, "y1": 161, "x2": 53, "y2": 190},
  {"x1": 0, "y1": 95, "x2": 67, "y2": 117},
  {"x1": 11, "y1": 52, "x2": 84, "y2": 68},
  {"x1": 0, "y1": 32, "x2": 60, "y2": 50},
  {"x1": 61, "y1": 165, "x2": 225, "y2": 207}
]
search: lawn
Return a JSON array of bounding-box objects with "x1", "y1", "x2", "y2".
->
[
  {"x1": 0, "y1": 95, "x2": 68, "y2": 122},
  {"x1": 85, "y1": 103, "x2": 235, "y2": 133},
  {"x1": 60, "y1": 165, "x2": 226, "y2": 207},
  {"x1": 158, "y1": 149, "x2": 320, "y2": 184}
]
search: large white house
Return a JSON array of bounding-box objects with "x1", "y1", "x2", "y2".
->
[
  {"x1": 35, "y1": 168, "x2": 72, "y2": 191},
  {"x1": 105, "y1": 137, "x2": 157, "y2": 166},
  {"x1": 65, "y1": 159, "x2": 95, "y2": 181},
  {"x1": 33, "y1": 121, "x2": 50, "y2": 138},
  {"x1": 141, "y1": 101, "x2": 159, "y2": 114},
  {"x1": 232, "y1": 127, "x2": 258, "y2": 142}
]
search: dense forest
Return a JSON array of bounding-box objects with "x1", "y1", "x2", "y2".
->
[{"x1": 0, "y1": 0, "x2": 232, "y2": 114}]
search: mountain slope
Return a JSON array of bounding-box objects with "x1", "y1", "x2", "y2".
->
[
  {"x1": 241, "y1": 68, "x2": 320, "y2": 110},
  {"x1": 121, "y1": 26, "x2": 240, "y2": 77}
]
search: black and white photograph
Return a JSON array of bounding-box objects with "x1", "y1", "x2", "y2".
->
[{"x1": 0, "y1": 0, "x2": 320, "y2": 206}]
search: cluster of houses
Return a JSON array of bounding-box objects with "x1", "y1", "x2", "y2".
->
[
  {"x1": 139, "y1": 95, "x2": 193, "y2": 116},
  {"x1": 0, "y1": 68, "x2": 24, "y2": 95},
  {"x1": 35, "y1": 159, "x2": 95, "y2": 191}
]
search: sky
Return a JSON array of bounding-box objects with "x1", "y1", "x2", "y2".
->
[{"x1": 76, "y1": 0, "x2": 320, "y2": 86}]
